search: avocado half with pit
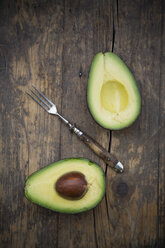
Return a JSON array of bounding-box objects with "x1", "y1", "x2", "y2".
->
[
  {"x1": 25, "y1": 158, "x2": 105, "y2": 214},
  {"x1": 87, "y1": 52, "x2": 141, "y2": 130}
]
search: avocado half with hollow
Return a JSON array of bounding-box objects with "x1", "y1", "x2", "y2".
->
[
  {"x1": 87, "y1": 52, "x2": 141, "y2": 130},
  {"x1": 25, "y1": 158, "x2": 105, "y2": 214}
]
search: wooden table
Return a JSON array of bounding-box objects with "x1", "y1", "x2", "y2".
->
[{"x1": 0, "y1": 0, "x2": 165, "y2": 247}]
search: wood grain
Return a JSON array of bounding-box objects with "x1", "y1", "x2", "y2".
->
[
  {"x1": 0, "y1": 0, "x2": 164, "y2": 247},
  {"x1": 159, "y1": 0, "x2": 165, "y2": 246}
]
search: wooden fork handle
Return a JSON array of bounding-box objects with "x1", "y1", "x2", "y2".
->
[
  {"x1": 79, "y1": 132, "x2": 124, "y2": 173},
  {"x1": 68, "y1": 123, "x2": 124, "y2": 173}
]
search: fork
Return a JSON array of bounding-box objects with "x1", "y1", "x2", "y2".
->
[{"x1": 26, "y1": 86, "x2": 124, "y2": 173}]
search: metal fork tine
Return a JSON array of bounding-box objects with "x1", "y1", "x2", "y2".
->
[
  {"x1": 32, "y1": 85, "x2": 54, "y2": 106},
  {"x1": 30, "y1": 89, "x2": 50, "y2": 109},
  {"x1": 26, "y1": 91, "x2": 48, "y2": 112}
]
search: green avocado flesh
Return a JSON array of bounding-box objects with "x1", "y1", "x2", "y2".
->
[
  {"x1": 25, "y1": 158, "x2": 105, "y2": 214},
  {"x1": 87, "y1": 52, "x2": 141, "y2": 130}
]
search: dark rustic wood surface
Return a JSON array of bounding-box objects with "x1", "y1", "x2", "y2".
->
[{"x1": 0, "y1": 0, "x2": 164, "y2": 247}]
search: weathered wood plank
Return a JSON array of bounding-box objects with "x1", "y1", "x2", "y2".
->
[
  {"x1": 0, "y1": 0, "x2": 64, "y2": 247},
  {"x1": 105, "y1": 0, "x2": 163, "y2": 247},
  {"x1": 159, "y1": 0, "x2": 165, "y2": 246},
  {"x1": 57, "y1": 1, "x2": 111, "y2": 248},
  {"x1": 0, "y1": 0, "x2": 111, "y2": 247}
]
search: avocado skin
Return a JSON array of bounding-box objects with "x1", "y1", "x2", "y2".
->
[
  {"x1": 87, "y1": 52, "x2": 141, "y2": 130},
  {"x1": 25, "y1": 158, "x2": 106, "y2": 214}
]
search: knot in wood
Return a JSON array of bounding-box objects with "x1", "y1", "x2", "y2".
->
[{"x1": 116, "y1": 182, "x2": 128, "y2": 198}]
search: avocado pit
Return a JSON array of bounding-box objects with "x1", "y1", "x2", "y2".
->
[{"x1": 55, "y1": 171, "x2": 88, "y2": 200}]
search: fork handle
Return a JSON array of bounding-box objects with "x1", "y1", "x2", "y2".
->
[{"x1": 68, "y1": 124, "x2": 124, "y2": 173}]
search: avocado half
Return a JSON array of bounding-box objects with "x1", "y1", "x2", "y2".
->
[
  {"x1": 87, "y1": 52, "x2": 141, "y2": 130},
  {"x1": 25, "y1": 158, "x2": 105, "y2": 214}
]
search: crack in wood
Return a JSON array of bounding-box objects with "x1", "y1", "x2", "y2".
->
[
  {"x1": 158, "y1": 1, "x2": 165, "y2": 246},
  {"x1": 93, "y1": 209, "x2": 98, "y2": 248},
  {"x1": 106, "y1": 0, "x2": 118, "y2": 174},
  {"x1": 112, "y1": 16, "x2": 115, "y2": 53}
]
